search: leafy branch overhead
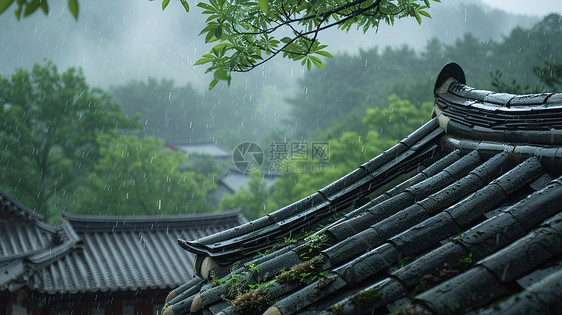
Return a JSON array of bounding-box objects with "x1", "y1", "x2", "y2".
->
[
  {"x1": 186, "y1": 0, "x2": 438, "y2": 89},
  {"x1": 0, "y1": 0, "x2": 78, "y2": 19},
  {"x1": 1, "y1": 0, "x2": 439, "y2": 89}
]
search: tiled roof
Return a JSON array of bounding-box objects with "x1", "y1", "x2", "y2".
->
[
  {"x1": 165, "y1": 140, "x2": 232, "y2": 159},
  {"x1": 0, "y1": 190, "x2": 56, "y2": 290},
  {"x1": 163, "y1": 63, "x2": 562, "y2": 315},
  {"x1": 0, "y1": 188, "x2": 47, "y2": 222},
  {"x1": 0, "y1": 193, "x2": 246, "y2": 295},
  {"x1": 218, "y1": 169, "x2": 280, "y2": 194}
]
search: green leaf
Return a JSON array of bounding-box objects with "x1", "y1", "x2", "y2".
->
[
  {"x1": 23, "y1": 0, "x2": 40, "y2": 17},
  {"x1": 214, "y1": 25, "x2": 222, "y2": 40},
  {"x1": 206, "y1": 14, "x2": 219, "y2": 22},
  {"x1": 309, "y1": 56, "x2": 323, "y2": 69},
  {"x1": 193, "y1": 58, "x2": 212, "y2": 66},
  {"x1": 209, "y1": 78, "x2": 219, "y2": 90},
  {"x1": 418, "y1": 10, "x2": 431, "y2": 18},
  {"x1": 180, "y1": 0, "x2": 189, "y2": 12},
  {"x1": 0, "y1": 0, "x2": 15, "y2": 14},
  {"x1": 197, "y1": 2, "x2": 215, "y2": 11},
  {"x1": 316, "y1": 50, "x2": 333, "y2": 58},
  {"x1": 214, "y1": 69, "x2": 229, "y2": 80},
  {"x1": 414, "y1": 11, "x2": 421, "y2": 25},
  {"x1": 68, "y1": 0, "x2": 78, "y2": 19},
  {"x1": 162, "y1": 0, "x2": 170, "y2": 10},
  {"x1": 40, "y1": 0, "x2": 48, "y2": 14},
  {"x1": 199, "y1": 23, "x2": 217, "y2": 35},
  {"x1": 205, "y1": 29, "x2": 216, "y2": 43},
  {"x1": 257, "y1": 0, "x2": 268, "y2": 14},
  {"x1": 280, "y1": 37, "x2": 292, "y2": 44},
  {"x1": 306, "y1": 58, "x2": 312, "y2": 71}
]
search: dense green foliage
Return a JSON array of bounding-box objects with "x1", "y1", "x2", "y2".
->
[
  {"x1": 221, "y1": 95, "x2": 432, "y2": 214},
  {"x1": 0, "y1": 61, "x2": 136, "y2": 216},
  {"x1": 219, "y1": 171, "x2": 274, "y2": 220},
  {"x1": 534, "y1": 61, "x2": 562, "y2": 91},
  {"x1": 75, "y1": 135, "x2": 214, "y2": 215},
  {"x1": 0, "y1": 62, "x2": 217, "y2": 222},
  {"x1": 111, "y1": 77, "x2": 272, "y2": 147},
  {"x1": 276, "y1": 95, "x2": 432, "y2": 203},
  {"x1": 189, "y1": 0, "x2": 439, "y2": 89}
]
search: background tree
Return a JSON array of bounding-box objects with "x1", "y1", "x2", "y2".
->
[
  {"x1": 287, "y1": 13, "x2": 562, "y2": 138},
  {"x1": 76, "y1": 135, "x2": 214, "y2": 216},
  {"x1": 275, "y1": 95, "x2": 431, "y2": 204},
  {"x1": 219, "y1": 171, "x2": 274, "y2": 220},
  {"x1": 0, "y1": 61, "x2": 136, "y2": 216},
  {"x1": 489, "y1": 70, "x2": 534, "y2": 95},
  {"x1": 111, "y1": 78, "x2": 204, "y2": 141},
  {"x1": 112, "y1": 76, "x2": 272, "y2": 148},
  {"x1": 534, "y1": 61, "x2": 562, "y2": 90},
  {"x1": 221, "y1": 95, "x2": 432, "y2": 215},
  {"x1": 363, "y1": 94, "x2": 433, "y2": 140}
]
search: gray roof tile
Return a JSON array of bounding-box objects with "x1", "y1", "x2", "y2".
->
[
  {"x1": 162, "y1": 63, "x2": 562, "y2": 314},
  {"x1": 0, "y1": 200, "x2": 245, "y2": 295}
]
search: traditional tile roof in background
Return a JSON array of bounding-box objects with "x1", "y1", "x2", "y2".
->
[
  {"x1": 209, "y1": 169, "x2": 281, "y2": 207},
  {"x1": 217, "y1": 169, "x2": 280, "y2": 195},
  {"x1": 0, "y1": 193, "x2": 246, "y2": 295},
  {"x1": 163, "y1": 63, "x2": 562, "y2": 315},
  {"x1": 165, "y1": 140, "x2": 232, "y2": 159},
  {"x1": 0, "y1": 191, "x2": 56, "y2": 290}
]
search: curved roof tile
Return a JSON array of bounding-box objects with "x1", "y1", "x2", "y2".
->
[
  {"x1": 0, "y1": 209, "x2": 245, "y2": 295},
  {"x1": 164, "y1": 63, "x2": 562, "y2": 315}
]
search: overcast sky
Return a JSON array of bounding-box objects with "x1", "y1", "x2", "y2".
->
[
  {"x1": 485, "y1": 0, "x2": 562, "y2": 16},
  {"x1": 1, "y1": 0, "x2": 560, "y2": 90}
]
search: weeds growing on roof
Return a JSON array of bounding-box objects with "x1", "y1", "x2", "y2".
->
[
  {"x1": 277, "y1": 255, "x2": 328, "y2": 284},
  {"x1": 348, "y1": 287, "x2": 382, "y2": 309},
  {"x1": 231, "y1": 285, "x2": 272, "y2": 315}
]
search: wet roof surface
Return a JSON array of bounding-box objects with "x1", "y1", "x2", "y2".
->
[
  {"x1": 164, "y1": 63, "x2": 562, "y2": 315},
  {"x1": 0, "y1": 195, "x2": 246, "y2": 294}
]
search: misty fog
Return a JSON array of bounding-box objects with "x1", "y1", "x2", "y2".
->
[{"x1": 0, "y1": 0, "x2": 540, "y2": 92}]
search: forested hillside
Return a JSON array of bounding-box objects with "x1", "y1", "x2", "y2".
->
[{"x1": 1, "y1": 13, "x2": 561, "y2": 222}]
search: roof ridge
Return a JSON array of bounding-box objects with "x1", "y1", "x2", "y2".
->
[
  {"x1": 62, "y1": 209, "x2": 245, "y2": 232},
  {"x1": 434, "y1": 63, "x2": 562, "y2": 145},
  {"x1": 0, "y1": 189, "x2": 45, "y2": 222}
]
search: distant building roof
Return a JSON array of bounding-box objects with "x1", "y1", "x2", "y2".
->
[
  {"x1": 0, "y1": 191, "x2": 246, "y2": 295},
  {"x1": 208, "y1": 169, "x2": 281, "y2": 207},
  {"x1": 218, "y1": 169, "x2": 280, "y2": 194},
  {"x1": 162, "y1": 63, "x2": 562, "y2": 315},
  {"x1": 165, "y1": 140, "x2": 231, "y2": 159}
]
